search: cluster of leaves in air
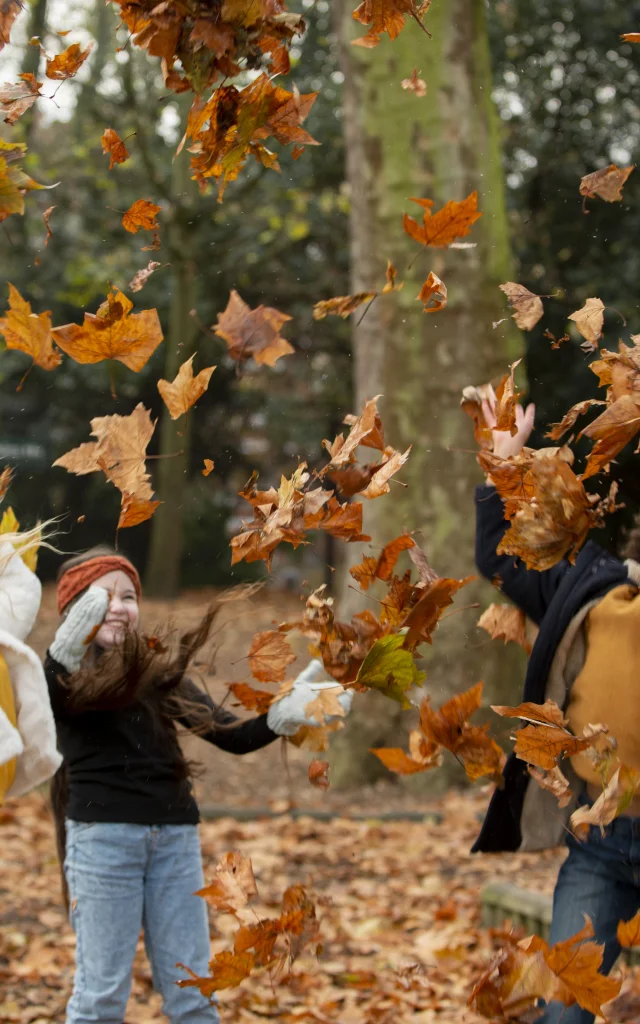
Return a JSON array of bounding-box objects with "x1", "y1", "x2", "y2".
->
[{"x1": 178, "y1": 850, "x2": 320, "y2": 998}]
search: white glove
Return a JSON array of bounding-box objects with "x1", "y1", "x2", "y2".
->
[
  {"x1": 49, "y1": 585, "x2": 110, "y2": 673},
  {"x1": 266, "y1": 659, "x2": 353, "y2": 737}
]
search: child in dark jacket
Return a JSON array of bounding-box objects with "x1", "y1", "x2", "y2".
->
[
  {"x1": 474, "y1": 395, "x2": 640, "y2": 1024},
  {"x1": 48, "y1": 547, "x2": 351, "y2": 1024}
]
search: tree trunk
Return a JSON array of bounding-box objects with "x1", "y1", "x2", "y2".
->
[
  {"x1": 329, "y1": 0, "x2": 525, "y2": 787},
  {"x1": 144, "y1": 150, "x2": 197, "y2": 597}
]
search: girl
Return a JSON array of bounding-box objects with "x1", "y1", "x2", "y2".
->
[
  {"x1": 0, "y1": 524, "x2": 61, "y2": 804},
  {"x1": 47, "y1": 546, "x2": 351, "y2": 1024}
]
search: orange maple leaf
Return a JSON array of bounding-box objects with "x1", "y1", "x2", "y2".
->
[
  {"x1": 101, "y1": 128, "x2": 129, "y2": 170},
  {"x1": 117, "y1": 493, "x2": 161, "y2": 530},
  {"x1": 313, "y1": 292, "x2": 376, "y2": 320},
  {"x1": 122, "y1": 198, "x2": 161, "y2": 234},
  {"x1": 157, "y1": 355, "x2": 215, "y2": 420},
  {"x1": 350, "y1": 534, "x2": 415, "y2": 591},
  {"x1": 0, "y1": 139, "x2": 50, "y2": 224},
  {"x1": 54, "y1": 402, "x2": 156, "y2": 502},
  {"x1": 0, "y1": 1, "x2": 21, "y2": 52},
  {"x1": 420, "y1": 682, "x2": 506, "y2": 784},
  {"x1": 417, "y1": 272, "x2": 447, "y2": 312},
  {"x1": 51, "y1": 289, "x2": 163, "y2": 381},
  {"x1": 403, "y1": 192, "x2": 482, "y2": 248},
  {"x1": 202, "y1": 458, "x2": 215, "y2": 477},
  {"x1": 477, "y1": 603, "x2": 531, "y2": 653},
  {"x1": 196, "y1": 850, "x2": 258, "y2": 915},
  {"x1": 248, "y1": 629, "x2": 296, "y2": 683},
  {"x1": 45, "y1": 42, "x2": 93, "y2": 80},
  {"x1": 402, "y1": 575, "x2": 474, "y2": 649},
  {"x1": 308, "y1": 759, "x2": 330, "y2": 789},
  {"x1": 352, "y1": 0, "x2": 429, "y2": 48},
  {"x1": 580, "y1": 394, "x2": 640, "y2": 480},
  {"x1": 178, "y1": 952, "x2": 255, "y2": 995},
  {"x1": 228, "y1": 682, "x2": 274, "y2": 715},
  {"x1": 0, "y1": 283, "x2": 61, "y2": 381},
  {"x1": 215, "y1": 290, "x2": 293, "y2": 367},
  {"x1": 618, "y1": 909, "x2": 640, "y2": 948}
]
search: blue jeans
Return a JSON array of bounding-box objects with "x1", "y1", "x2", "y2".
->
[
  {"x1": 540, "y1": 815, "x2": 640, "y2": 1024},
  {"x1": 64, "y1": 820, "x2": 220, "y2": 1024}
]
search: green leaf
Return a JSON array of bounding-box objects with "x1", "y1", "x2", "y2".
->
[{"x1": 355, "y1": 634, "x2": 425, "y2": 708}]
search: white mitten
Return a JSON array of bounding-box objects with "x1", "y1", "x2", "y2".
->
[
  {"x1": 266, "y1": 660, "x2": 353, "y2": 737},
  {"x1": 49, "y1": 585, "x2": 110, "y2": 673}
]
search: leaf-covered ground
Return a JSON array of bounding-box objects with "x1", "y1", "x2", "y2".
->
[{"x1": 4, "y1": 586, "x2": 639, "y2": 1023}]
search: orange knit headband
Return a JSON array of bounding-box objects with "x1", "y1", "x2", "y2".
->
[{"x1": 57, "y1": 556, "x2": 142, "y2": 614}]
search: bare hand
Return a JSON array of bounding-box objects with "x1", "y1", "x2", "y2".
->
[{"x1": 481, "y1": 386, "x2": 536, "y2": 462}]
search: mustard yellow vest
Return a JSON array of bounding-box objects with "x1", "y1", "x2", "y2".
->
[
  {"x1": 0, "y1": 652, "x2": 17, "y2": 802},
  {"x1": 567, "y1": 583, "x2": 640, "y2": 784}
]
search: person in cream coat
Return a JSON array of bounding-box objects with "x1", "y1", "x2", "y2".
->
[{"x1": 0, "y1": 531, "x2": 61, "y2": 802}]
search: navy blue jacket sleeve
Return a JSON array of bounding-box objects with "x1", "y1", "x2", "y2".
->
[{"x1": 475, "y1": 484, "x2": 571, "y2": 625}]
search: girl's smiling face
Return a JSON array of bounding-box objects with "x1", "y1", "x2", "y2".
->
[{"x1": 92, "y1": 569, "x2": 140, "y2": 647}]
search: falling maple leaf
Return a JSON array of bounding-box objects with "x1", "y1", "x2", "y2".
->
[
  {"x1": 382, "y1": 259, "x2": 403, "y2": 293},
  {"x1": 101, "y1": 127, "x2": 129, "y2": 170},
  {"x1": 228, "y1": 682, "x2": 274, "y2": 715},
  {"x1": 402, "y1": 574, "x2": 475, "y2": 650},
  {"x1": 352, "y1": 0, "x2": 430, "y2": 48},
  {"x1": 494, "y1": 360, "x2": 522, "y2": 435},
  {"x1": 117, "y1": 493, "x2": 161, "y2": 530},
  {"x1": 403, "y1": 192, "x2": 482, "y2": 249},
  {"x1": 580, "y1": 394, "x2": 640, "y2": 479},
  {"x1": 128, "y1": 260, "x2": 161, "y2": 293},
  {"x1": 401, "y1": 68, "x2": 426, "y2": 96},
  {"x1": 248, "y1": 629, "x2": 295, "y2": 683},
  {"x1": 460, "y1": 381, "x2": 496, "y2": 450},
  {"x1": 187, "y1": 73, "x2": 319, "y2": 200},
  {"x1": 570, "y1": 764, "x2": 640, "y2": 835},
  {"x1": 496, "y1": 455, "x2": 608, "y2": 570},
  {"x1": 0, "y1": 1, "x2": 21, "y2": 53},
  {"x1": 197, "y1": 851, "x2": 258, "y2": 916},
  {"x1": 308, "y1": 759, "x2": 330, "y2": 790},
  {"x1": 178, "y1": 951, "x2": 255, "y2": 995},
  {"x1": 355, "y1": 633, "x2": 425, "y2": 708},
  {"x1": 323, "y1": 395, "x2": 385, "y2": 469},
  {"x1": 45, "y1": 41, "x2": 92, "y2": 80},
  {"x1": 157, "y1": 355, "x2": 215, "y2": 420},
  {"x1": 545, "y1": 328, "x2": 570, "y2": 349},
  {"x1": 51, "y1": 289, "x2": 163, "y2": 387},
  {"x1": 492, "y1": 699, "x2": 568, "y2": 729},
  {"x1": 528, "y1": 764, "x2": 574, "y2": 808},
  {"x1": 622, "y1": 32, "x2": 640, "y2": 42},
  {"x1": 617, "y1": 909, "x2": 640, "y2": 948},
  {"x1": 215, "y1": 290, "x2": 293, "y2": 366},
  {"x1": 202, "y1": 458, "x2": 215, "y2": 476},
  {"x1": 122, "y1": 198, "x2": 161, "y2": 234},
  {"x1": 304, "y1": 686, "x2": 347, "y2": 726},
  {"x1": 54, "y1": 402, "x2": 156, "y2": 502},
  {"x1": 545, "y1": 398, "x2": 606, "y2": 441},
  {"x1": 372, "y1": 730, "x2": 442, "y2": 775},
  {"x1": 499, "y1": 282, "x2": 544, "y2": 331},
  {"x1": 360, "y1": 446, "x2": 411, "y2": 499},
  {"x1": 477, "y1": 603, "x2": 531, "y2": 654},
  {"x1": 0, "y1": 138, "x2": 51, "y2": 224},
  {"x1": 0, "y1": 283, "x2": 61, "y2": 383},
  {"x1": 579, "y1": 164, "x2": 634, "y2": 204},
  {"x1": 42, "y1": 204, "x2": 55, "y2": 246},
  {"x1": 417, "y1": 272, "x2": 447, "y2": 313},
  {"x1": 0, "y1": 73, "x2": 41, "y2": 125},
  {"x1": 350, "y1": 534, "x2": 415, "y2": 590},
  {"x1": 313, "y1": 292, "x2": 377, "y2": 321},
  {"x1": 420, "y1": 682, "x2": 506, "y2": 785},
  {"x1": 568, "y1": 297, "x2": 605, "y2": 352}
]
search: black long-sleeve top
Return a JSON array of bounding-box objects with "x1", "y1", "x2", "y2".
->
[{"x1": 45, "y1": 653, "x2": 278, "y2": 825}]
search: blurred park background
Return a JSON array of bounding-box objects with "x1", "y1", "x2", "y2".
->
[{"x1": 2, "y1": 0, "x2": 640, "y2": 787}]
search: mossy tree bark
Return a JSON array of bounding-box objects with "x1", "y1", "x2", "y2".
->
[
  {"x1": 329, "y1": 0, "x2": 525, "y2": 787},
  {"x1": 144, "y1": 147, "x2": 198, "y2": 597}
]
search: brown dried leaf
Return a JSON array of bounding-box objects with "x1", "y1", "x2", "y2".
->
[
  {"x1": 568, "y1": 297, "x2": 605, "y2": 352},
  {"x1": 499, "y1": 282, "x2": 544, "y2": 331},
  {"x1": 580, "y1": 164, "x2": 634, "y2": 203},
  {"x1": 45, "y1": 41, "x2": 92, "y2": 80},
  {"x1": 248, "y1": 629, "x2": 296, "y2": 683},
  {"x1": 477, "y1": 603, "x2": 531, "y2": 653},
  {"x1": 417, "y1": 272, "x2": 447, "y2": 313},
  {"x1": 101, "y1": 127, "x2": 129, "y2": 170}
]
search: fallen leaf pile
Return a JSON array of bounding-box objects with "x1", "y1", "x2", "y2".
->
[{"x1": 1, "y1": 784, "x2": 587, "y2": 1024}]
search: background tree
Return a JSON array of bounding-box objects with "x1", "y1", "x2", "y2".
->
[{"x1": 328, "y1": 0, "x2": 526, "y2": 786}]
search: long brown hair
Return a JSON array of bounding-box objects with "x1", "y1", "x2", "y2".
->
[{"x1": 50, "y1": 547, "x2": 220, "y2": 909}]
